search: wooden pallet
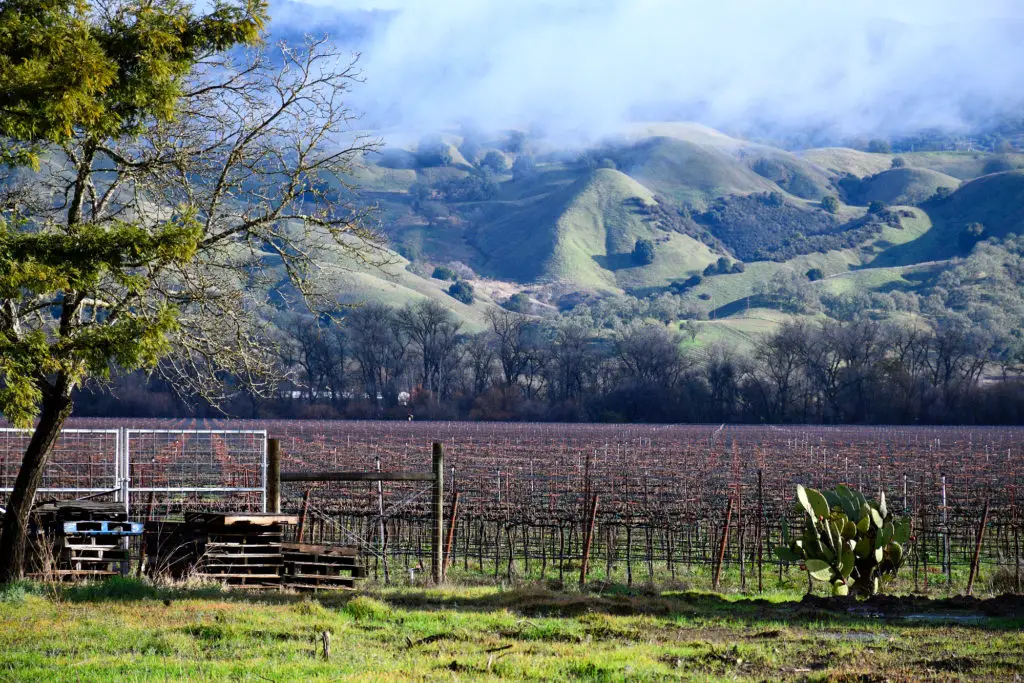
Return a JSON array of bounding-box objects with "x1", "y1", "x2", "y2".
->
[{"x1": 281, "y1": 543, "x2": 365, "y2": 592}]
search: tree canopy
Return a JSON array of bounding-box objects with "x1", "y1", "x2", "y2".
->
[{"x1": 0, "y1": 0, "x2": 384, "y2": 582}]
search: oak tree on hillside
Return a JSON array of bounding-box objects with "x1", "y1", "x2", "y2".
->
[{"x1": 0, "y1": 0, "x2": 384, "y2": 582}]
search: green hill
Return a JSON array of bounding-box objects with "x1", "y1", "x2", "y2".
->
[
  {"x1": 474, "y1": 168, "x2": 717, "y2": 291},
  {"x1": 901, "y1": 152, "x2": 1024, "y2": 180},
  {"x1": 743, "y1": 148, "x2": 835, "y2": 200},
  {"x1": 800, "y1": 148, "x2": 894, "y2": 178},
  {"x1": 612, "y1": 137, "x2": 776, "y2": 208},
  {"x1": 875, "y1": 171, "x2": 1024, "y2": 266},
  {"x1": 853, "y1": 167, "x2": 960, "y2": 206}
]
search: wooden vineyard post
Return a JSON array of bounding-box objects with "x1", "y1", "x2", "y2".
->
[
  {"x1": 713, "y1": 497, "x2": 733, "y2": 591},
  {"x1": 941, "y1": 474, "x2": 951, "y2": 586},
  {"x1": 376, "y1": 456, "x2": 390, "y2": 584},
  {"x1": 432, "y1": 442, "x2": 444, "y2": 585},
  {"x1": 267, "y1": 438, "x2": 281, "y2": 514},
  {"x1": 966, "y1": 498, "x2": 990, "y2": 596},
  {"x1": 757, "y1": 469, "x2": 764, "y2": 594},
  {"x1": 444, "y1": 490, "x2": 460, "y2": 579},
  {"x1": 297, "y1": 489, "x2": 311, "y2": 543},
  {"x1": 579, "y1": 495, "x2": 599, "y2": 589}
]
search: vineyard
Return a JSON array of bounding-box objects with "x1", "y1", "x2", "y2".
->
[{"x1": 17, "y1": 419, "x2": 1011, "y2": 595}]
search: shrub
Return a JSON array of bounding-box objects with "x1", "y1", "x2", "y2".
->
[
  {"x1": 448, "y1": 280, "x2": 475, "y2": 304},
  {"x1": 432, "y1": 266, "x2": 458, "y2": 281},
  {"x1": 731, "y1": 261, "x2": 746, "y2": 273},
  {"x1": 931, "y1": 186, "x2": 954, "y2": 202},
  {"x1": 511, "y1": 155, "x2": 536, "y2": 182},
  {"x1": 959, "y1": 223, "x2": 985, "y2": 252},
  {"x1": 632, "y1": 238, "x2": 656, "y2": 265},
  {"x1": 820, "y1": 195, "x2": 840, "y2": 214},
  {"x1": 867, "y1": 138, "x2": 892, "y2": 154},
  {"x1": 890, "y1": 157, "x2": 907, "y2": 169},
  {"x1": 416, "y1": 137, "x2": 452, "y2": 167},
  {"x1": 504, "y1": 293, "x2": 532, "y2": 313},
  {"x1": 775, "y1": 484, "x2": 910, "y2": 596},
  {"x1": 805, "y1": 267, "x2": 825, "y2": 281},
  {"x1": 715, "y1": 256, "x2": 732, "y2": 274},
  {"x1": 703, "y1": 263, "x2": 717, "y2": 277},
  {"x1": 867, "y1": 200, "x2": 886, "y2": 214},
  {"x1": 479, "y1": 150, "x2": 509, "y2": 173}
]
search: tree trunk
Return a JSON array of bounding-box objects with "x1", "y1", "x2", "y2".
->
[{"x1": 0, "y1": 390, "x2": 74, "y2": 584}]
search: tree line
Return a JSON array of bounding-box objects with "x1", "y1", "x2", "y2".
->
[{"x1": 79, "y1": 300, "x2": 1024, "y2": 425}]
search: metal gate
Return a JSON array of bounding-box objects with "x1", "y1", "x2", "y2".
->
[
  {"x1": 0, "y1": 428, "x2": 121, "y2": 507},
  {"x1": 124, "y1": 429, "x2": 267, "y2": 513},
  {"x1": 0, "y1": 428, "x2": 267, "y2": 512}
]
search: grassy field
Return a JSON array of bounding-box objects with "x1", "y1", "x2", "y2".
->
[{"x1": 2, "y1": 578, "x2": 1022, "y2": 681}]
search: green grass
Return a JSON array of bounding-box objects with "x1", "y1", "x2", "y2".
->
[
  {"x1": 799, "y1": 147, "x2": 895, "y2": 178},
  {"x1": 2, "y1": 577, "x2": 1022, "y2": 681},
  {"x1": 855, "y1": 167, "x2": 961, "y2": 206},
  {"x1": 901, "y1": 151, "x2": 1024, "y2": 180},
  {"x1": 615, "y1": 136, "x2": 775, "y2": 209},
  {"x1": 875, "y1": 172, "x2": 1024, "y2": 266}
]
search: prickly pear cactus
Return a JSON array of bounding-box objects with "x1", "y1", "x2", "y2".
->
[{"x1": 774, "y1": 484, "x2": 910, "y2": 597}]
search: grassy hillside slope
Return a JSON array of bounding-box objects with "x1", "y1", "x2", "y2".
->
[
  {"x1": 615, "y1": 137, "x2": 777, "y2": 208},
  {"x1": 854, "y1": 167, "x2": 960, "y2": 206},
  {"x1": 875, "y1": 171, "x2": 1024, "y2": 266},
  {"x1": 800, "y1": 148, "x2": 894, "y2": 178}
]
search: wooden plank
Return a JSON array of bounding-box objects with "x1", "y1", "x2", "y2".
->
[
  {"x1": 282, "y1": 543, "x2": 358, "y2": 557},
  {"x1": 192, "y1": 572, "x2": 281, "y2": 579},
  {"x1": 281, "y1": 471, "x2": 434, "y2": 483},
  {"x1": 185, "y1": 512, "x2": 297, "y2": 526}
]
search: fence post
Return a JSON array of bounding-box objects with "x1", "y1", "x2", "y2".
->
[
  {"x1": 713, "y1": 497, "x2": 733, "y2": 591},
  {"x1": 966, "y1": 498, "x2": 990, "y2": 596},
  {"x1": 267, "y1": 438, "x2": 281, "y2": 514},
  {"x1": 297, "y1": 489, "x2": 311, "y2": 543},
  {"x1": 757, "y1": 469, "x2": 764, "y2": 594},
  {"x1": 579, "y1": 494, "x2": 599, "y2": 589},
  {"x1": 432, "y1": 442, "x2": 444, "y2": 584},
  {"x1": 444, "y1": 490, "x2": 460, "y2": 579}
]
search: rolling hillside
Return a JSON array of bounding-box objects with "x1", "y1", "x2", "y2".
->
[{"x1": 851, "y1": 167, "x2": 960, "y2": 206}]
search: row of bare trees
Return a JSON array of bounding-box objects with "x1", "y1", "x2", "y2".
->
[{"x1": 82, "y1": 305, "x2": 1024, "y2": 425}]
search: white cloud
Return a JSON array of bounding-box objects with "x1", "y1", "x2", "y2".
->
[{"x1": 270, "y1": 0, "x2": 1024, "y2": 139}]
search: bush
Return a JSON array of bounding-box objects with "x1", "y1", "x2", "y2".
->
[
  {"x1": 432, "y1": 266, "x2": 457, "y2": 281},
  {"x1": 805, "y1": 267, "x2": 825, "y2": 281},
  {"x1": 867, "y1": 139, "x2": 892, "y2": 154},
  {"x1": 416, "y1": 137, "x2": 452, "y2": 167},
  {"x1": 511, "y1": 155, "x2": 536, "y2": 182},
  {"x1": 890, "y1": 157, "x2": 907, "y2": 169},
  {"x1": 731, "y1": 261, "x2": 745, "y2": 273},
  {"x1": 703, "y1": 263, "x2": 717, "y2": 277},
  {"x1": 930, "y1": 186, "x2": 954, "y2": 202},
  {"x1": 632, "y1": 238, "x2": 656, "y2": 265},
  {"x1": 867, "y1": 200, "x2": 886, "y2": 214},
  {"x1": 820, "y1": 195, "x2": 840, "y2": 214},
  {"x1": 504, "y1": 292, "x2": 532, "y2": 313},
  {"x1": 448, "y1": 280, "x2": 475, "y2": 304},
  {"x1": 959, "y1": 223, "x2": 985, "y2": 252},
  {"x1": 715, "y1": 256, "x2": 732, "y2": 274},
  {"x1": 479, "y1": 150, "x2": 509, "y2": 173}
]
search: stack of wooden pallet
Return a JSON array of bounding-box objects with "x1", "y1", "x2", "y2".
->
[
  {"x1": 281, "y1": 543, "x2": 366, "y2": 592},
  {"x1": 30, "y1": 501, "x2": 142, "y2": 580},
  {"x1": 144, "y1": 512, "x2": 297, "y2": 588}
]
